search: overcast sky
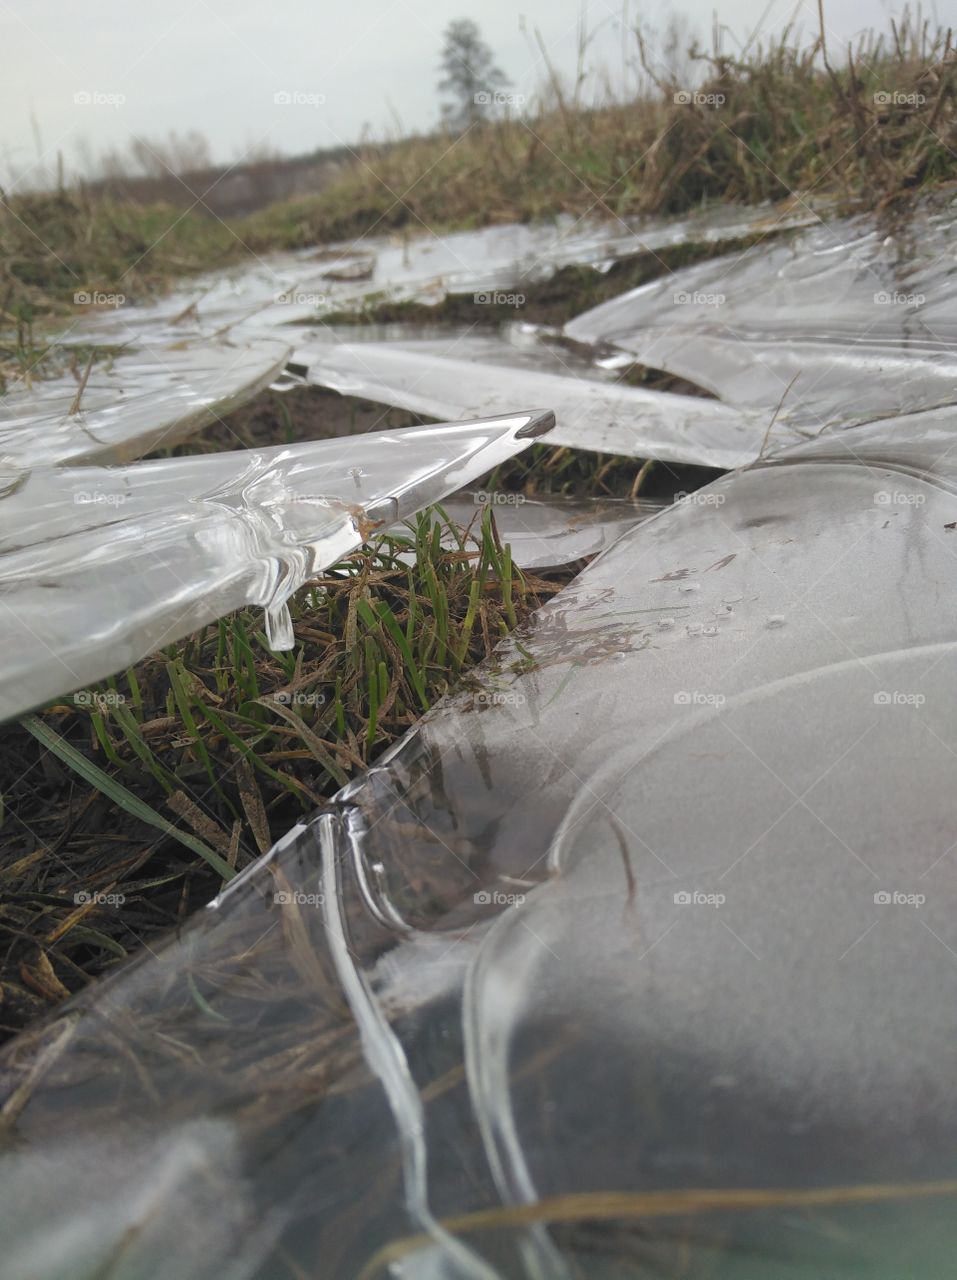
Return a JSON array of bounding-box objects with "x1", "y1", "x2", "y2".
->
[{"x1": 0, "y1": 0, "x2": 922, "y2": 186}]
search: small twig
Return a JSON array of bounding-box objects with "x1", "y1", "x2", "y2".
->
[
  {"x1": 0, "y1": 1017, "x2": 77, "y2": 1129},
  {"x1": 629, "y1": 458, "x2": 655, "y2": 499},
  {"x1": 68, "y1": 349, "x2": 96, "y2": 415},
  {"x1": 755, "y1": 372, "x2": 800, "y2": 463}
]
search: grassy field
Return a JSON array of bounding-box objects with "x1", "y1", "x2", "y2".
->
[{"x1": 1, "y1": 12, "x2": 956, "y2": 1033}]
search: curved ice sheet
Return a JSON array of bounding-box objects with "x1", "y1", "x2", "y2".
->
[
  {"x1": 4, "y1": 421, "x2": 957, "y2": 1276},
  {"x1": 0, "y1": 411, "x2": 552, "y2": 721},
  {"x1": 565, "y1": 202, "x2": 957, "y2": 437},
  {"x1": 770, "y1": 401, "x2": 957, "y2": 474},
  {"x1": 65, "y1": 201, "x2": 818, "y2": 346},
  {"x1": 302, "y1": 330, "x2": 772, "y2": 467},
  {"x1": 0, "y1": 339, "x2": 291, "y2": 470}
]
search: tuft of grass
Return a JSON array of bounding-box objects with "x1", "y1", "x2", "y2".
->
[
  {"x1": 1, "y1": 189, "x2": 236, "y2": 304},
  {"x1": 0, "y1": 188, "x2": 240, "y2": 361}
]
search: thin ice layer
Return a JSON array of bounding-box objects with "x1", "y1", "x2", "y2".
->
[
  {"x1": 0, "y1": 411, "x2": 552, "y2": 721},
  {"x1": 301, "y1": 329, "x2": 773, "y2": 467},
  {"x1": 565, "y1": 203, "x2": 957, "y2": 436},
  {"x1": 0, "y1": 339, "x2": 291, "y2": 470},
  {"x1": 390, "y1": 491, "x2": 664, "y2": 569},
  {"x1": 64, "y1": 202, "x2": 818, "y2": 346},
  {"x1": 4, "y1": 417, "x2": 957, "y2": 1276}
]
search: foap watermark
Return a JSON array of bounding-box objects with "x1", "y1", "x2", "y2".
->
[
  {"x1": 474, "y1": 889, "x2": 526, "y2": 906},
  {"x1": 270, "y1": 689, "x2": 326, "y2": 707},
  {"x1": 874, "y1": 490, "x2": 925, "y2": 506},
  {"x1": 475, "y1": 690, "x2": 526, "y2": 708},
  {"x1": 474, "y1": 90, "x2": 526, "y2": 107},
  {"x1": 274, "y1": 289, "x2": 325, "y2": 307},
  {"x1": 74, "y1": 290, "x2": 125, "y2": 307},
  {"x1": 874, "y1": 290, "x2": 925, "y2": 308},
  {"x1": 873, "y1": 690, "x2": 925, "y2": 707},
  {"x1": 674, "y1": 89, "x2": 725, "y2": 107},
  {"x1": 474, "y1": 490, "x2": 526, "y2": 506},
  {"x1": 74, "y1": 490, "x2": 127, "y2": 507},
  {"x1": 673, "y1": 490, "x2": 726, "y2": 506},
  {"x1": 274, "y1": 90, "x2": 325, "y2": 107},
  {"x1": 674, "y1": 889, "x2": 726, "y2": 907},
  {"x1": 74, "y1": 889, "x2": 126, "y2": 906},
  {"x1": 674, "y1": 690, "x2": 726, "y2": 707},
  {"x1": 874, "y1": 890, "x2": 925, "y2": 907},
  {"x1": 74, "y1": 90, "x2": 125, "y2": 108},
  {"x1": 874, "y1": 90, "x2": 926, "y2": 107},
  {"x1": 674, "y1": 290, "x2": 725, "y2": 307},
  {"x1": 73, "y1": 689, "x2": 126, "y2": 708},
  {"x1": 274, "y1": 890, "x2": 325, "y2": 906},
  {"x1": 473, "y1": 290, "x2": 525, "y2": 307}
]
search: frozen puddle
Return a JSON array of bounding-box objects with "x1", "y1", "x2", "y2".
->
[{"x1": 294, "y1": 202, "x2": 957, "y2": 465}]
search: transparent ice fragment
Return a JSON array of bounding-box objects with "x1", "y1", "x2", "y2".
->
[{"x1": 0, "y1": 411, "x2": 553, "y2": 720}]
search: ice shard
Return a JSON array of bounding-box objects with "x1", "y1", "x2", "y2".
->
[
  {"x1": 0, "y1": 339, "x2": 291, "y2": 470},
  {"x1": 300, "y1": 328, "x2": 776, "y2": 467}
]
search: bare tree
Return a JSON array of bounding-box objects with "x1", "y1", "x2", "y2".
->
[{"x1": 438, "y1": 19, "x2": 510, "y2": 130}]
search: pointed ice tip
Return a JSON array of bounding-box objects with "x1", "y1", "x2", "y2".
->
[{"x1": 516, "y1": 409, "x2": 556, "y2": 439}]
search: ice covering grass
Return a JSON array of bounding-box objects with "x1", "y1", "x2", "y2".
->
[{"x1": 0, "y1": 505, "x2": 567, "y2": 1037}]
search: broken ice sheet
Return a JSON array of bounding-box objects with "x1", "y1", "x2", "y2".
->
[
  {"x1": 6, "y1": 418, "x2": 957, "y2": 1276},
  {"x1": 300, "y1": 327, "x2": 774, "y2": 467},
  {"x1": 0, "y1": 410, "x2": 552, "y2": 721},
  {"x1": 565, "y1": 201, "x2": 957, "y2": 439},
  {"x1": 0, "y1": 338, "x2": 291, "y2": 470}
]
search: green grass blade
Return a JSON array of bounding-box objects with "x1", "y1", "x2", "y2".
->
[{"x1": 21, "y1": 714, "x2": 235, "y2": 881}]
